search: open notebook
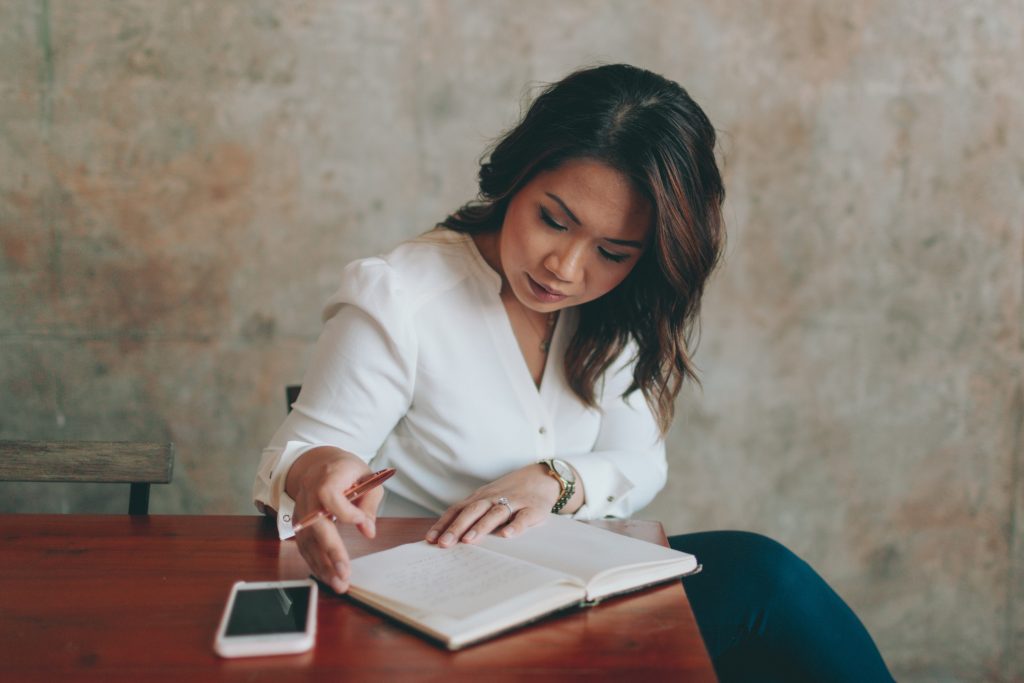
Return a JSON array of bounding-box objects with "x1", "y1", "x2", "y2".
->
[{"x1": 347, "y1": 514, "x2": 700, "y2": 649}]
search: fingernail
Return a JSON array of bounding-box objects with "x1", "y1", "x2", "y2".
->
[
  {"x1": 502, "y1": 527, "x2": 516, "y2": 537},
  {"x1": 463, "y1": 530, "x2": 476, "y2": 542},
  {"x1": 440, "y1": 532, "x2": 454, "y2": 546},
  {"x1": 331, "y1": 577, "x2": 346, "y2": 594},
  {"x1": 425, "y1": 529, "x2": 439, "y2": 542},
  {"x1": 335, "y1": 562, "x2": 348, "y2": 581}
]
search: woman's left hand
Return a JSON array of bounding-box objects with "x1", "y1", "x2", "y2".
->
[{"x1": 426, "y1": 463, "x2": 563, "y2": 547}]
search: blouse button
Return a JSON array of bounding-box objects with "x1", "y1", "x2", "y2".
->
[
  {"x1": 282, "y1": 514, "x2": 291, "y2": 523},
  {"x1": 539, "y1": 426, "x2": 547, "y2": 435},
  {"x1": 606, "y1": 496, "x2": 615, "y2": 503}
]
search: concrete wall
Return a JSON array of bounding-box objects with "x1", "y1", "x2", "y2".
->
[{"x1": 2, "y1": 2, "x2": 1021, "y2": 680}]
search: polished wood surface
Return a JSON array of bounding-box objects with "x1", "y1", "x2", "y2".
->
[{"x1": 0, "y1": 515, "x2": 715, "y2": 682}]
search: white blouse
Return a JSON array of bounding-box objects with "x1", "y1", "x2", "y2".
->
[{"x1": 253, "y1": 228, "x2": 666, "y2": 539}]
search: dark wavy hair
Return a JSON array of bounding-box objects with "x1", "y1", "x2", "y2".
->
[{"x1": 442, "y1": 64, "x2": 725, "y2": 435}]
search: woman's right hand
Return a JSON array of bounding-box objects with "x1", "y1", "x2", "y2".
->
[{"x1": 285, "y1": 447, "x2": 383, "y2": 594}]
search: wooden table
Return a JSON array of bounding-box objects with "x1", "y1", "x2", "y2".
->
[{"x1": 0, "y1": 515, "x2": 716, "y2": 681}]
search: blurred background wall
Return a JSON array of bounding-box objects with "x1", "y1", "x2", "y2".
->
[{"x1": 1, "y1": 1, "x2": 1021, "y2": 680}]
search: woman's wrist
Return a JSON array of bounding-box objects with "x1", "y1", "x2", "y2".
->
[
  {"x1": 533, "y1": 463, "x2": 561, "y2": 508},
  {"x1": 562, "y1": 463, "x2": 585, "y2": 515},
  {"x1": 535, "y1": 461, "x2": 585, "y2": 515}
]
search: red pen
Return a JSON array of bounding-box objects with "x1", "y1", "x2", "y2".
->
[{"x1": 292, "y1": 467, "x2": 396, "y2": 533}]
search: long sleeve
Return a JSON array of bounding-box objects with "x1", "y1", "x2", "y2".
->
[
  {"x1": 561, "y1": 346, "x2": 667, "y2": 520},
  {"x1": 253, "y1": 258, "x2": 417, "y2": 538}
]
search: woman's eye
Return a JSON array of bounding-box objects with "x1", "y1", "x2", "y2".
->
[
  {"x1": 539, "y1": 207, "x2": 567, "y2": 231},
  {"x1": 598, "y1": 248, "x2": 629, "y2": 263}
]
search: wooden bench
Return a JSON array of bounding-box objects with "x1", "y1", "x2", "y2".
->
[{"x1": 0, "y1": 440, "x2": 174, "y2": 515}]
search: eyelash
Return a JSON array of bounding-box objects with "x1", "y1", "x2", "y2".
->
[
  {"x1": 538, "y1": 208, "x2": 630, "y2": 264},
  {"x1": 599, "y1": 249, "x2": 629, "y2": 263},
  {"x1": 539, "y1": 207, "x2": 567, "y2": 232}
]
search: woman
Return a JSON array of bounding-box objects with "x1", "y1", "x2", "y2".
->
[{"x1": 254, "y1": 64, "x2": 893, "y2": 682}]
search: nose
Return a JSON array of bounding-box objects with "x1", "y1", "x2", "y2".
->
[{"x1": 544, "y1": 240, "x2": 586, "y2": 284}]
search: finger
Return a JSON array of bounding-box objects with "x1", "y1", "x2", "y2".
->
[
  {"x1": 299, "y1": 518, "x2": 351, "y2": 594},
  {"x1": 352, "y1": 487, "x2": 382, "y2": 539},
  {"x1": 436, "y1": 499, "x2": 493, "y2": 548},
  {"x1": 426, "y1": 504, "x2": 464, "y2": 543},
  {"x1": 298, "y1": 541, "x2": 339, "y2": 594},
  {"x1": 462, "y1": 503, "x2": 515, "y2": 544},
  {"x1": 295, "y1": 524, "x2": 336, "y2": 589},
  {"x1": 500, "y1": 506, "x2": 549, "y2": 538},
  {"x1": 317, "y1": 481, "x2": 370, "y2": 527},
  {"x1": 322, "y1": 528, "x2": 353, "y2": 593},
  {"x1": 353, "y1": 482, "x2": 385, "y2": 515}
]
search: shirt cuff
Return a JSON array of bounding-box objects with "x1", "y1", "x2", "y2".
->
[
  {"x1": 268, "y1": 441, "x2": 322, "y2": 540},
  {"x1": 560, "y1": 453, "x2": 635, "y2": 520}
]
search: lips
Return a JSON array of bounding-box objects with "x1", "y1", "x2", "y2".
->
[{"x1": 527, "y1": 275, "x2": 568, "y2": 303}]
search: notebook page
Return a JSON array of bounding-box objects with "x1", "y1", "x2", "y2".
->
[
  {"x1": 349, "y1": 541, "x2": 578, "y2": 620},
  {"x1": 477, "y1": 514, "x2": 696, "y2": 585}
]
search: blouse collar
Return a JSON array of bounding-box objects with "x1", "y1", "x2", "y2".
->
[{"x1": 454, "y1": 229, "x2": 504, "y2": 294}]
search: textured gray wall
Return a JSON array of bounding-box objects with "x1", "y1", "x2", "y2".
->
[{"x1": 1, "y1": 2, "x2": 1021, "y2": 681}]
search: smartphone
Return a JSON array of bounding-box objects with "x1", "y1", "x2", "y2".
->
[{"x1": 213, "y1": 579, "x2": 318, "y2": 658}]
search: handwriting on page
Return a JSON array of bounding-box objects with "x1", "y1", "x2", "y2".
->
[{"x1": 373, "y1": 544, "x2": 566, "y2": 620}]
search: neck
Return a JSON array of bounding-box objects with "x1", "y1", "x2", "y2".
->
[
  {"x1": 502, "y1": 290, "x2": 558, "y2": 352},
  {"x1": 471, "y1": 231, "x2": 504, "y2": 280}
]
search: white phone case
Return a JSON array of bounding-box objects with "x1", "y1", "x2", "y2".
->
[{"x1": 213, "y1": 579, "x2": 318, "y2": 658}]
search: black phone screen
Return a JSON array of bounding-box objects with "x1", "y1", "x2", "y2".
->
[{"x1": 224, "y1": 586, "x2": 312, "y2": 636}]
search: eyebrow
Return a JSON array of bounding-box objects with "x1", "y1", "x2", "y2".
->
[{"x1": 544, "y1": 192, "x2": 645, "y2": 250}]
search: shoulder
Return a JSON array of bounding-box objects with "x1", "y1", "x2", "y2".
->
[
  {"x1": 381, "y1": 228, "x2": 480, "y2": 301},
  {"x1": 322, "y1": 228, "x2": 481, "y2": 321}
]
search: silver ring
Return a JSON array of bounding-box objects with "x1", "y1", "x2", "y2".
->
[{"x1": 495, "y1": 496, "x2": 513, "y2": 522}]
